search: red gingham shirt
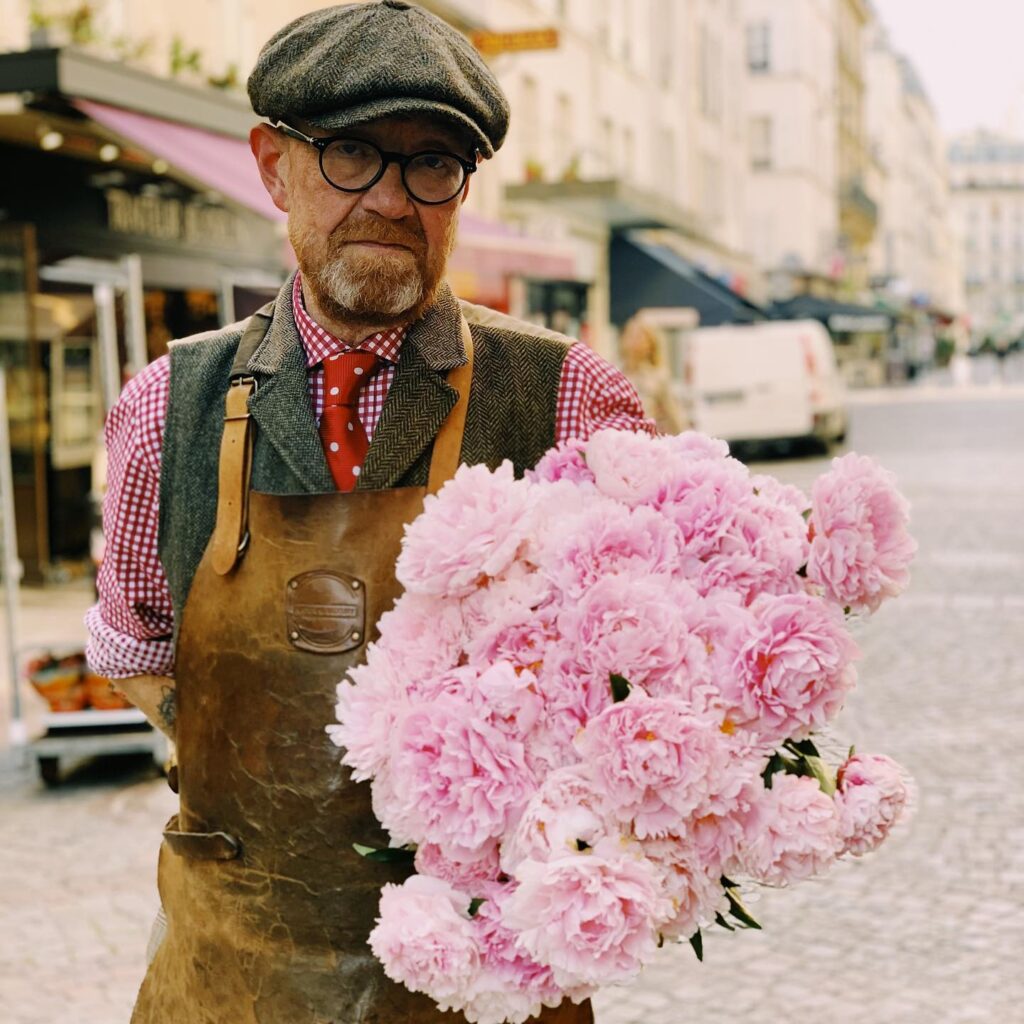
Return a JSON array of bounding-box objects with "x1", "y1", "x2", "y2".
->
[{"x1": 85, "y1": 274, "x2": 654, "y2": 678}]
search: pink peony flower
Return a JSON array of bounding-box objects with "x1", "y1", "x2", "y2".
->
[
  {"x1": 528, "y1": 437, "x2": 595, "y2": 487},
  {"x1": 464, "y1": 881, "x2": 567, "y2": 1024},
  {"x1": 575, "y1": 693, "x2": 738, "y2": 838},
  {"x1": 640, "y1": 835, "x2": 729, "y2": 940},
  {"x1": 460, "y1": 565, "x2": 558, "y2": 672},
  {"x1": 329, "y1": 647, "x2": 407, "y2": 781},
  {"x1": 385, "y1": 695, "x2": 535, "y2": 859},
  {"x1": 535, "y1": 498, "x2": 683, "y2": 601},
  {"x1": 662, "y1": 431, "x2": 731, "y2": 462},
  {"x1": 836, "y1": 753, "x2": 911, "y2": 856},
  {"x1": 655, "y1": 454, "x2": 755, "y2": 560},
  {"x1": 584, "y1": 428, "x2": 680, "y2": 507},
  {"x1": 737, "y1": 774, "x2": 842, "y2": 885},
  {"x1": 702, "y1": 477, "x2": 811, "y2": 602},
  {"x1": 722, "y1": 593, "x2": 860, "y2": 743},
  {"x1": 554, "y1": 573, "x2": 696, "y2": 697},
  {"x1": 807, "y1": 452, "x2": 917, "y2": 612},
  {"x1": 415, "y1": 841, "x2": 503, "y2": 890},
  {"x1": 396, "y1": 460, "x2": 532, "y2": 597},
  {"x1": 500, "y1": 765, "x2": 613, "y2": 873},
  {"x1": 376, "y1": 592, "x2": 466, "y2": 683},
  {"x1": 503, "y1": 842, "x2": 672, "y2": 987},
  {"x1": 368, "y1": 874, "x2": 480, "y2": 1006}
]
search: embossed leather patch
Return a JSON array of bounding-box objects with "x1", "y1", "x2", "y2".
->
[{"x1": 285, "y1": 570, "x2": 365, "y2": 654}]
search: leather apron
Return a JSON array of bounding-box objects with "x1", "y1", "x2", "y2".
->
[{"x1": 132, "y1": 313, "x2": 593, "y2": 1024}]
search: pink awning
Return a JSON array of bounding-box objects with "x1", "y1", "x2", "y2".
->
[
  {"x1": 451, "y1": 211, "x2": 577, "y2": 280},
  {"x1": 75, "y1": 99, "x2": 284, "y2": 222}
]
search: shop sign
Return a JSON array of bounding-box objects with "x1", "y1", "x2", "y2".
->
[
  {"x1": 471, "y1": 28, "x2": 559, "y2": 55},
  {"x1": 104, "y1": 188, "x2": 239, "y2": 247}
]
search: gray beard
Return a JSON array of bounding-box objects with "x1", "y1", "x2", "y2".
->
[{"x1": 315, "y1": 252, "x2": 424, "y2": 319}]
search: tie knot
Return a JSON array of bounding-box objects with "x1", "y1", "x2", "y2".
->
[{"x1": 322, "y1": 350, "x2": 381, "y2": 407}]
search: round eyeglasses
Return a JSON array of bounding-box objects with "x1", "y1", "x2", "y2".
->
[{"x1": 274, "y1": 122, "x2": 476, "y2": 205}]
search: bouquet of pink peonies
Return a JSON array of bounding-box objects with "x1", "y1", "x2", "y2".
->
[{"x1": 328, "y1": 430, "x2": 917, "y2": 1024}]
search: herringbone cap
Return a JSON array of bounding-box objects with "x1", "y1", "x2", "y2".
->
[{"x1": 247, "y1": 1, "x2": 509, "y2": 157}]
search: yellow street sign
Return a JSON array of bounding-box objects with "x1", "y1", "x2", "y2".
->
[{"x1": 471, "y1": 27, "x2": 559, "y2": 56}]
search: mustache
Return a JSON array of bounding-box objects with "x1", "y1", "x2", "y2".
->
[{"x1": 328, "y1": 217, "x2": 425, "y2": 253}]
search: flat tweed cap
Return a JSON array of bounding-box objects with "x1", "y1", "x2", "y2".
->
[{"x1": 248, "y1": 0, "x2": 510, "y2": 157}]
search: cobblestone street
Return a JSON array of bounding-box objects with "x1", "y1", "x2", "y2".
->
[{"x1": 1, "y1": 387, "x2": 1022, "y2": 1024}]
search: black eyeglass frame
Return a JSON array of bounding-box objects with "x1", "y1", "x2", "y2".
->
[{"x1": 272, "y1": 121, "x2": 477, "y2": 205}]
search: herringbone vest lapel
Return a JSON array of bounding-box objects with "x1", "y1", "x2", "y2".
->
[
  {"x1": 245, "y1": 276, "x2": 334, "y2": 494},
  {"x1": 358, "y1": 285, "x2": 468, "y2": 490}
]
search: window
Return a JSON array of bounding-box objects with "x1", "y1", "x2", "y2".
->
[
  {"x1": 747, "y1": 21, "x2": 771, "y2": 72},
  {"x1": 750, "y1": 116, "x2": 773, "y2": 170}
]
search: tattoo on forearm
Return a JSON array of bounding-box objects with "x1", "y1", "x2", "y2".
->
[{"x1": 158, "y1": 686, "x2": 177, "y2": 729}]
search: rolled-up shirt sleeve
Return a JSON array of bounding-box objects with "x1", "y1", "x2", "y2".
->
[
  {"x1": 85, "y1": 356, "x2": 175, "y2": 679},
  {"x1": 554, "y1": 342, "x2": 657, "y2": 442}
]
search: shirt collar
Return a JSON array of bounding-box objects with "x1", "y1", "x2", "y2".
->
[{"x1": 292, "y1": 272, "x2": 407, "y2": 369}]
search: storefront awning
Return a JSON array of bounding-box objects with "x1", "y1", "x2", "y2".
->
[
  {"x1": 75, "y1": 99, "x2": 284, "y2": 222},
  {"x1": 610, "y1": 234, "x2": 767, "y2": 327},
  {"x1": 450, "y1": 212, "x2": 577, "y2": 280},
  {"x1": 771, "y1": 294, "x2": 893, "y2": 334}
]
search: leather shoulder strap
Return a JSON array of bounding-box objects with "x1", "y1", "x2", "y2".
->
[
  {"x1": 209, "y1": 308, "x2": 273, "y2": 576},
  {"x1": 427, "y1": 314, "x2": 474, "y2": 495}
]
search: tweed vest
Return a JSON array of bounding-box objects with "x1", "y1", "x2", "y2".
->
[{"x1": 157, "y1": 276, "x2": 571, "y2": 635}]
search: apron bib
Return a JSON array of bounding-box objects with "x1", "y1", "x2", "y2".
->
[{"x1": 132, "y1": 315, "x2": 593, "y2": 1024}]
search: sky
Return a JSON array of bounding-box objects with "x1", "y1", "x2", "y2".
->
[{"x1": 873, "y1": 0, "x2": 1024, "y2": 137}]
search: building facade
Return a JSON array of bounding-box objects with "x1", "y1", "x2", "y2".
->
[
  {"x1": 741, "y1": 0, "x2": 838, "y2": 299},
  {"x1": 835, "y1": 0, "x2": 877, "y2": 295},
  {"x1": 865, "y1": 26, "x2": 962, "y2": 316},
  {"x1": 948, "y1": 130, "x2": 1024, "y2": 345}
]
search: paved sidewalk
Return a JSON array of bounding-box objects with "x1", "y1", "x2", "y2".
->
[{"x1": 2, "y1": 394, "x2": 1023, "y2": 1023}]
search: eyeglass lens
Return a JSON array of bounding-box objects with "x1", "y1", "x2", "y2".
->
[{"x1": 321, "y1": 139, "x2": 466, "y2": 202}]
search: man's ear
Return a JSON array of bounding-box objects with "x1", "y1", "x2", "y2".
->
[{"x1": 250, "y1": 124, "x2": 290, "y2": 213}]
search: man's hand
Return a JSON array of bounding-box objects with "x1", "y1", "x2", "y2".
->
[{"x1": 112, "y1": 675, "x2": 177, "y2": 740}]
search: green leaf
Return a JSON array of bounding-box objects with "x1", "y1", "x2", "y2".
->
[
  {"x1": 848, "y1": 745, "x2": 856, "y2": 760},
  {"x1": 468, "y1": 898, "x2": 486, "y2": 917},
  {"x1": 802, "y1": 508, "x2": 812, "y2": 521},
  {"x1": 609, "y1": 673, "x2": 632, "y2": 703},
  {"x1": 802, "y1": 754, "x2": 837, "y2": 796},
  {"x1": 688, "y1": 929, "x2": 704, "y2": 961},
  {"x1": 724, "y1": 888, "x2": 762, "y2": 930},
  {"x1": 352, "y1": 843, "x2": 416, "y2": 864},
  {"x1": 761, "y1": 751, "x2": 797, "y2": 788},
  {"x1": 714, "y1": 912, "x2": 736, "y2": 932},
  {"x1": 720, "y1": 874, "x2": 737, "y2": 889},
  {"x1": 785, "y1": 737, "x2": 822, "y2": 759}
]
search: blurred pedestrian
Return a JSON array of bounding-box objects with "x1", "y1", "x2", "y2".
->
[{"x1": 620, "y1": 314, "x2": 687, "y2": 433}]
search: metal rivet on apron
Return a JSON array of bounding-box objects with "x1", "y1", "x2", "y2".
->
[
  {"x1": 352, "y1": 632, "x2": 361, "y2": 642},
  {"x1": 290, "y1": 631, "x2": 299, "y2": 640},
  {"x1": 351, "y1": 580, "x2": 360, "y2": 589},
  {"x1": 289, "y1": 580, "x2": 298, "y2": 590}
]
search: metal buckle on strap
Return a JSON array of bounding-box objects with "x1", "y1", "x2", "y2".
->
[{"x1": 164, "y1": 828, "x2": 242, "y2": 861}]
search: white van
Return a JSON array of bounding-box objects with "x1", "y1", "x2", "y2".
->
[
  {"x1": 627, "y1": 309, "x2": 847, "y2": 449},
  {"x1": 679, "y1": 322, "x2": 813, "y2": 444},
  {"x1": 752, "y1": 319, "x2": 848, "y2": 446}
]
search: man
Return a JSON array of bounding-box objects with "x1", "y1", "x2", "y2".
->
[{"x1": 87, "y1": 3, "x2": 652, "y2": 1021}]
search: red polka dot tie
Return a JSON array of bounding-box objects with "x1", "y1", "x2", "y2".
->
[{"x1": 318, "y1": 350, "x2": 380, "y2": 491}]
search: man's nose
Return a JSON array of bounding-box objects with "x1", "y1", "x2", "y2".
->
[{"x1": 359, "y1": 161, "x2": 414, "y2": 219}]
